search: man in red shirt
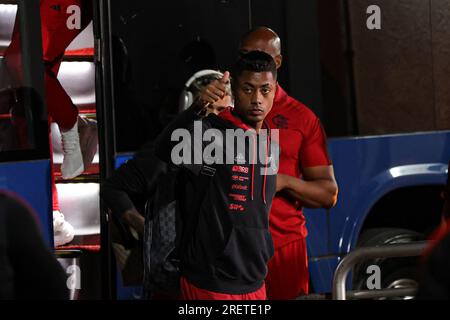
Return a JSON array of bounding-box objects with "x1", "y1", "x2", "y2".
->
[{"x1": 199, "y1": 27, "x2": 338, "y2": 299}]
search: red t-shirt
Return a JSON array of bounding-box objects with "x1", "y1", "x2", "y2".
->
[{"x1": 265, "y1": 84, "x2": 332, "y2": 249}]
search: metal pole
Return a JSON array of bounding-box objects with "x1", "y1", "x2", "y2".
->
[
  {"x1": 332, "y1": 242, "x2": 428, "y2": 300},
  {"x1": 95, "y1": 0, "x2": 117, "y2": 300},
  {"x1": 17, "y1": 0, "x2": 49, "y2": 156}
]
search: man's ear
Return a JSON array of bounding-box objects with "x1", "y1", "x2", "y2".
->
[{"x1": 275, "y1": 54, "x2": 282, "y2": 69}]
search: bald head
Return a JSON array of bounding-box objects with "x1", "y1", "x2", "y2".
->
[{"x1": 239, "y1": 27, "x2": 282, "y2": 69}]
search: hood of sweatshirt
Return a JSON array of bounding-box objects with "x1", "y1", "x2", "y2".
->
[
  {"x1": 207, "y1": 107, "x2": 272, "y2": 205},
  {"x1": 217, "y1": 107, "x2": 253, "y2": 131}
]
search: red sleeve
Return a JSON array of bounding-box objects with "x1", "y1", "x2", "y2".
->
[{"x1": 299, "y1": 117, "x2": 332, "y2": 168}]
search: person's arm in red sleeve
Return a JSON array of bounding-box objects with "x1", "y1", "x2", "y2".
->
[
  {"x1": 276, "y1": 117, "x2": 338, "y2": 209},
  {"x1": 277, "y1": 167, "x2": 338, "y2": 209}
]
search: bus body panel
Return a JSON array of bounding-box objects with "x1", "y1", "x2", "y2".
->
[{"x1": 0, "y1": 160, "x2": 52, "y2": 245}]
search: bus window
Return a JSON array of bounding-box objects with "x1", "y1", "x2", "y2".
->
[{"x1": 0, "y1": 1, "x2": 49, "y2": 160}]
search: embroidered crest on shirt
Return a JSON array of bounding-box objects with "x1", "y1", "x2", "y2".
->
[{"x1": 272, "y1": 114, "x2": 289, "y2": 129}]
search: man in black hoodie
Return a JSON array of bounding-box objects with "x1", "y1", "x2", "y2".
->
[
  {"x1": 155, "y1": 51, "x2": 280, "y2": 300},
  {"x1": 100, "y1": 71, "x2": 233, "y2": 290}
]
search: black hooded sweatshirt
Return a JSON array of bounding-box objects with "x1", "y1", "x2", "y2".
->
[{"x1": 155, "y1": 106, "x2": 277, "y2": 294}]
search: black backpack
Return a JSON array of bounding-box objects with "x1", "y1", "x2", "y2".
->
[{"x1": 142, "y1": 165, "x2": 215, "y2": 299}]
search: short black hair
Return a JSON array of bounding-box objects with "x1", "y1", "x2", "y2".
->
[{"x1": 233, "y1": 50, "x2": 277, "y2": 81}]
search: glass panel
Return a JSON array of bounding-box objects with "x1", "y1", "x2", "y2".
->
[
  {"x1": 0, "y1": 2, "x2": 23, "y2": 152},
  {"x1": 0, "y1": 1, "x2": 48, "y2": 158}
]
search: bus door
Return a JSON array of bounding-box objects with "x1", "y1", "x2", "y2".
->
[{"x1": 0, "y1": 0, "x2": 52, "y2": 244}]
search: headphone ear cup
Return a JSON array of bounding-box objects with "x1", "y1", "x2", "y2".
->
[
  {"x1": 180, "y1": 69, "x2": 224, "y2": 113},
  {"x1": 186, "y1": 91, "x2": 194, "y2": 109}
]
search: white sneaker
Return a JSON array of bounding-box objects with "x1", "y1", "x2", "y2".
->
[
  {"x1": 60, "y1": 119, "x2": 84, "y2": 179},
  {"x1": 53, "y1": 210, "x2": 75, "y2": 247}
]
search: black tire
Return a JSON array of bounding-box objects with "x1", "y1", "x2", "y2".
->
[{"x1": 352, "y1": 228, "x2": 424, "y2": 299}]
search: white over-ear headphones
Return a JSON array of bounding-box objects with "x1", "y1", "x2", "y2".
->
[{"x1": 179, "y1": 69, "x2": 224, "y2": 112}]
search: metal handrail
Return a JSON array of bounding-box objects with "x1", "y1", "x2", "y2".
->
[
  {"x1": 332, "y1": 241, "x2": 428, "y2": 300},
  {"x1": 346, "y1": 287, "x2": 417, "y2": 300}
]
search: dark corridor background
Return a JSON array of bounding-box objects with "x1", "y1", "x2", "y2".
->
[{"x1": 109, "y1": 0, "x2": 450, "y2": 152}]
